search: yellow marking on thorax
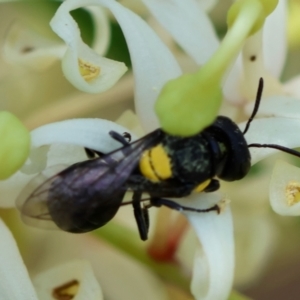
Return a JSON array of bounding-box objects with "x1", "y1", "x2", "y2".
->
[
  {"x1": 193, "y1": 179, "x2": 211, "y2": 193},
  {"x1": 139, "y1": 144, "x2": 172, "y2": 182}
]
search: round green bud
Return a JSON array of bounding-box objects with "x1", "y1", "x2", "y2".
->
[
  {"x1": 155, "y1": 73, "x2": 222, "y2": 137},
  {"x1": 0, "y1": 112, "x2": 30, "y2": 179}
]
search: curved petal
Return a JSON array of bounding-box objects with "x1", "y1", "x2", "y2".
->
[
  {"x1": 117, "y1": 0, "x2": 148, "y2": 15},
  {"x1": 51, "y1": 0, "x2": 181, "y2": 131},
  {"x1": 175, "y1": 193, "x2": 234, "y2": 300},
  {"x1": 28, "y1": 232, "x2": 168, "y2": 300},
  {"x1": 0, "y1": 218, "x2": 38, "y2": 300},
  {"x1": 84, "y1": 6, "x2": 110, "y2": 55},
  {"x1": 223, "y1": 0, "x2": 287, "y2": 104},
  {"x1": 0, "y1": 118, "x2": 135, "y2": 208},
  {"x1": 24, "y1": 118, "x2": 135, "y2": 174},
  {"x1": 141, "y1": 0, "x2": 219, "y2": 65},
  {"x1": 96, "y1": 0, "x2": 182, "y2": 131},
  {"x1": 284, "y1": 75, "x2": 300, "y2": 98},
  {"x1": 30, "y1": 118, "x2": 136, "y2": 152},
  {"x1": 263, "y1": 0, "x2": 287, "y2": 78},
  {"x1": 234, "y1": 212, "x2": 277, "y2": 287},
  {"x1": 50, "y1": 0, "x2": 127, "y2": 93},
  {"x1": 223, "y1": 54, "x2": 244, "y2": 105},
  {"x1": 240, "y1": 31, "x2": 283, "y2": 100},
  {"x1": 269, "y1": 160, "x2": 300, "y2": 215},
  {"x1": 197, "y1": 0, "x2": 219, "y2": 12},
  {"x1": 244, "y1": 95, "x2": 300, "y2": 118},
  {"x1": 240, "y1": 117, "x2": 300, "y2": 165},
  {"x1": 33, "y1": 260, "x2": 103, "y2": 300}
]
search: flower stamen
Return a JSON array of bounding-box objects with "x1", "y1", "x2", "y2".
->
[
  {"x1": 285, "y1": 181, "x2": 300, "y2": 206},
  {"x1": 78, "y1": 59, "x2": 101, "y2": 82},
  {"x1": 52, "y1": 279, "x2": 79, "y2": 300}
]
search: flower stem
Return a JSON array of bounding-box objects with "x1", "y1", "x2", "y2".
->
[
  {"x1": 155, "y1": 0, "x2": 266, "y2": 136},
  {"x1": 201, "y1": 0, "x2": 263, "y2": 83}
]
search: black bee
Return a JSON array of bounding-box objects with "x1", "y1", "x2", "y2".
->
[{"x1": 17, "y1": 79, "x2": 300, "y2": 240}]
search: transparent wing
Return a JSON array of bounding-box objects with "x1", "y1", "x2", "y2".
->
[
  {"x1": 16, "y1": 165, "x2": 68, "y2": 230},
  {"x1": 16, "y1": 129, "x2": 164, "y2": 232}
]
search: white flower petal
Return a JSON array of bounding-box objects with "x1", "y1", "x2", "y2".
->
[
  {"x1": 174, "y1": 193, "x2": 234, "y2": 300},
  {"x1": 234, "y1": 213, "x2": 277, "y2": 288},
  {"x1": 84, "y1": 238, "x2": 169, "y2": 300},
  {"x1": 3, "y1": 22, "x2": 65, "y2": 71},
  {"x1": 24, "y1": 118, "x2": 134, "y2": 175},
  {"x1": 141, "y1": 0, "x2": 219, "y2": 65},
  {"x1": 284, "y1": 75, "x2": 300, "y2": 98},
  {"x1": 30, "y1": 118, "x2": 136, "y2": 152},
  {"x1": 269, "y1": 160, "x2": 300, "y2": 215},
  {"x1": 117, "y1": 0, "x2": 148, "y2": 15},
  {"x1": 263, "y1": 0, "x2": 287, "y2": 78},
  {"x1": 97, "y1": 0, "x2": 182, "y2": 131},
  {"x1": 223, "y1": 54, "x2": 244, "y2": 105},
  {"x1": 84, "y1": 6, "x2": 110, "y2": 55},
  {"x1": 0, "y1": 144, "x2": 87, "y2": 208},
  {"x1": 0, "y1": 119, "x2": 134, "y2": 208},
  {"x1": 244, "y1": 95, "x2": 300, "y2": 118},
  {"x1": 224, "y1": 0, "x2": 288, "y2": 104},
  {"x1": 240, "y1": 117, "x2": 300, "y2": 165},
  {"x1": 241, "y1": 31, "x2": 283, "y2": 100},
  {"x1": 50, "y1": 0, "x2": 127, "y2": 93},
  {"x1": 22, "y1": 144, "x2": 87, "y2": 175},
  {"x1": 33, "y1": 260, "x2": 103, "y2": 300},
  {"x1": 0, "y1": 218, "x2": 38, "y2": 300},
  {"x1": 28, "y1": 232, "x2": 168, "y2": 300},
  {"x1": 197, "y1": 0, "x2": 219, "y2": 12},
  {"x1": 51, "y1": 0, "x2": 180, "y2": 130}
]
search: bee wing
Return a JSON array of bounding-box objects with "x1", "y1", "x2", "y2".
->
[{"x1": 17, "y1": 129, "x2": 164, "y2": 232}]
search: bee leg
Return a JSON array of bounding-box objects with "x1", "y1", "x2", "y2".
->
[
  {"x1": 132, "y1": 191, "x2": 149, "y2": 241},
  {"x1": 151, "y1": 197, "x2": 220, "y2": 214},
  {"x1": 109, "y1": 131, "x2": 131, "y2": 146},
  {"x1": 203, "y1": 179, "x2": 220, "y2": 192},
  {"x1": 85, "y1": 131, "x2": 131, "y2": 158}
]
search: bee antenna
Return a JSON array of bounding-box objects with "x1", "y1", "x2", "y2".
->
[
  {"x1": 243, "y1": 78, "x2": 264, "y2": 135},
  {"x1": 248, "y1": 143, "x2": 300, "y2": 158}
]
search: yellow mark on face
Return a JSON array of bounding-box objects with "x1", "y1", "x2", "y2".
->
[
  {"x1": 193, "y1": 179, "x2": 211, "y2": 193},
  {"x1": 139, "y1": 144, "x2": 172, "y2": 182},
  {"x1": 285, "y1": 181, "x2": 300, "y2": 206},
  {"x1": 78, "y1": 58, "x2": 100, "y2": 81},
  {"x1": 52, "y1": 279, "x2": 79, "y2": 300}
]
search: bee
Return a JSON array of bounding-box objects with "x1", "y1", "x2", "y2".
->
[{"x1": 17, "y1": 79, "x2": 300, "y2": 240}]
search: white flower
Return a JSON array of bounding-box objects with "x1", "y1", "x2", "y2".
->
[
  {"x1": 0, "y1": 1, "x2": 233, "y2": 299},
  {"x1": 0, "y1": 217, "x2": 103, "y2": 299},
  {"x1": 0, "y1": 1, "x2": 130, "y2": 128},
  {"x1": 4, "y1": 0, "x2": 300, "y2": 299}
]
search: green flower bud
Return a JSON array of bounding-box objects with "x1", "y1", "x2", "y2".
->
[
  {"x1": 0, "y1": 112, "x2": 30, "y2": 179},
  {"x1": 155, "y1": 72, "x2": 222, "y2": 136}
]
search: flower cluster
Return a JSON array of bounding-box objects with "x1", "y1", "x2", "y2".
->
[{"x1": 1, "y1": 0, "x2": 300, "y2": 299}]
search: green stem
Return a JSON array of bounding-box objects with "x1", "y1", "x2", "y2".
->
[
  {"x1": 94, "y1": 222, "x2": 190, "y2": 291},
  {"x1": 200, "y1": 0, "x2": 262, "y2": 83}
]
